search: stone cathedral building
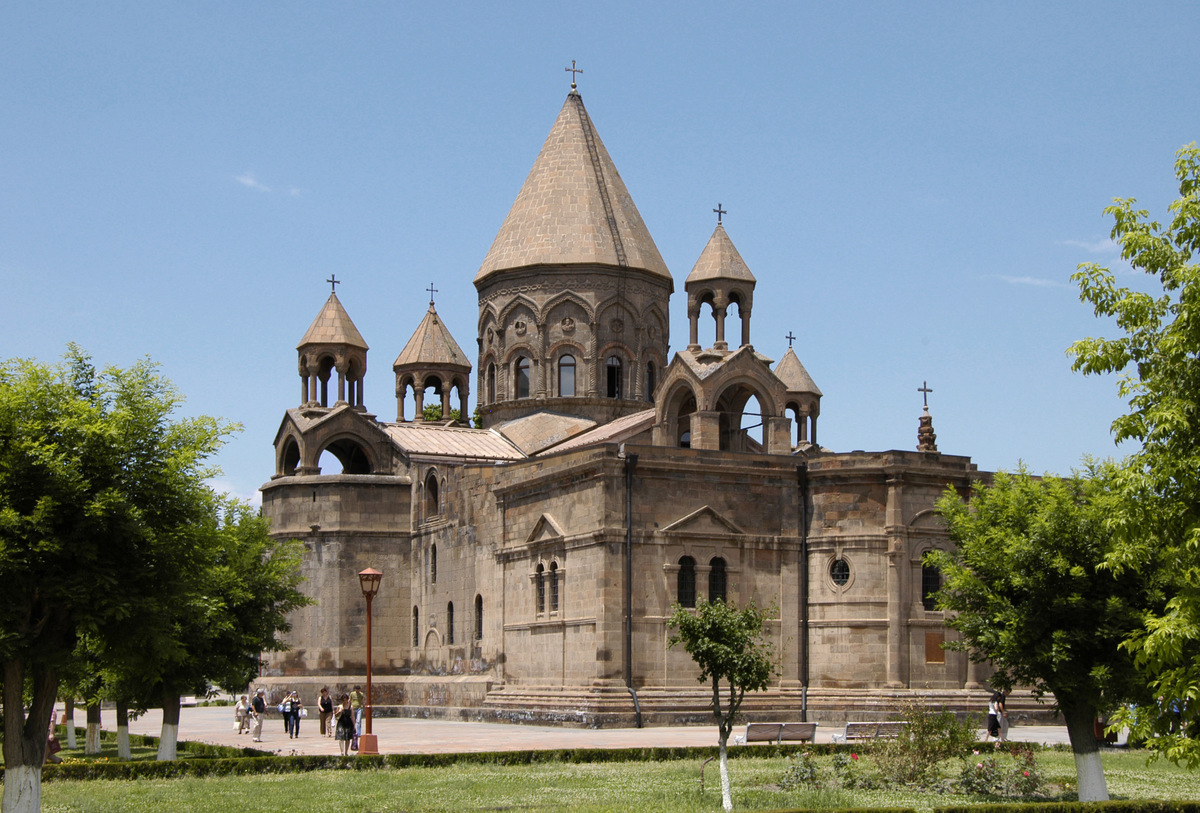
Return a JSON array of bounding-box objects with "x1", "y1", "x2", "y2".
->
[{"x1": 259, "y1": 87, "x2": 1000, "y2": 725}]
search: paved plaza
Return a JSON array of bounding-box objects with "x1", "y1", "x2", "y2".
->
[{"x1": 86, "y1": 705, "x2": 1073, "y2": 757}]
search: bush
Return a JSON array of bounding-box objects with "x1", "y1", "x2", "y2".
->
[{"x1": 873, "y1": 699, "x2": 979, "y2": 787}]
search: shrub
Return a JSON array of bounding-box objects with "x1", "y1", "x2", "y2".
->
[
  {"x1": 873, "y1": 699, "x2": 979, "y2": 787},
  {"x1": 779, "y1": 751, "x2": 821, "y2": 789}
]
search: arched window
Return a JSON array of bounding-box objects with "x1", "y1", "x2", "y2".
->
[
  {"x1": 830, "y1": 558, "x2": 850, "y2": 587},
  {"x1": 922, "y1": 561, "x2": 941, "y2": 611},
  {"x1": 487, "y1": 363, "x2": 496, "y2": 404},
  {"x1": 606, "y1": 355, "x2": 622, "y2": 398},
  {"x1": 558, "y1": 354, "x2": 576, "y2": 397},
  {"x1": 645, "y1": 362, "x2": 657, "y2": 403},
  {"x1": 474, "y1": 594, "x2": 483, "y2": 641},
  {"x1": 709, "y1": 557, "x2": 727, "y2": 603},
  {"x1": 425, "y1": 470, "x2": 440, "y2": 518},
  {"x1": 412, "y1": 606, "x2": 419, "y2": 647},
  {"x1": 535, "y1": 563, "x2": 545, "y2": 615},
  {"x1": 430, "y1": 544, "x2": 437, "y2": 584},
  {"x1": 515, "y1": 356, "x2": 531, "y2": 399},
  {"x1": 549, "y1": 561, "x2": 559, "y2": 614},
  {"x1": 677, "y1": 556, "x2": 696, "y2": 608},
  {"x1": 447, "y1": 601, "x2": 455, "y2": 645}
]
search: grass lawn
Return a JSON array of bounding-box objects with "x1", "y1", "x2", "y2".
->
[{"x1": 31, "y1": 748, "x2": 1200, "y2": 813}]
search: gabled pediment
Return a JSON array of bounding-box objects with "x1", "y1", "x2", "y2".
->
[
  {"x1": 525, "y1": 513, "x2": 567, "y2": 545},
  {"x1": 661, "y1": 505, "x2": 745, "y2": 537}
]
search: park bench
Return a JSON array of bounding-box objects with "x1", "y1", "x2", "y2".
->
[
  {"x1": 832, "y1": 720, "x2": 907, "y2": 743},
  {"x1": 734, "y1": 722, "x2": 817, "y2": 745}
]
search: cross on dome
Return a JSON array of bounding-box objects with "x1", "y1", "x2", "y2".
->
[{"x1": 564, "y1": 60, "x2": 583, "y2": 90}]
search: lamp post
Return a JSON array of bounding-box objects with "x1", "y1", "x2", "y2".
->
[{"x1": 357, "y1": 567, "x2": 382, "y2": 755}]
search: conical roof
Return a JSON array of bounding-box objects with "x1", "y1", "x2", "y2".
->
[
  {"x1": 475, "y1": 92, "x2": 671, "y2": 284},
  {"x1": 774, "y1": 347, "x2": 821, "y2": 396},
  {"x1": 298, "y1": 292, "x2": 368, "y2": 350},
  {"x1": 393, "y1": 302, "x2": 471, "y2": 371},
  {"x1": 685, "y1": 223, "x2": 756, "y2": 285}
]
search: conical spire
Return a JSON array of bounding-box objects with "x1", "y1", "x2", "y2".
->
[
  {"x1": 685, "y1": 223, "x2": 756, "y2": 284},
  {"x1": 475, "y1": 92, "x2": 670, "y2": 283},
  {"x1": 774, "y1": 347, "x2": 822, "y2": 396},
  {"x1": 298, "y1": 292, "x2": 368, "y2": 351},
  {"x1": 393, "y1": 302, "x2": 471, "y2": 371}
]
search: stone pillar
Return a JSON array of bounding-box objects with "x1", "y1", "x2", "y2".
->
[
  {"x1": 414, "y1": 383, "x2": 425, "y2": 422},
  {"x1": 885, "y1": 476, "x2": 907, "y2": 688},
  {"x1": 335, "y1": 361, "x2": 348, "y2": 405},
  {"x1": 692, "y1": 411, "x2": 721, "y2": 451},
  {"x1": 766, "y1": 416, "x2": 793, "y2": 454},
  {"x1": 713, "y1": 300, "x2": 728, "y2": 351},
  {"x1": 687, "y1": 300, "x2": 701, "y2": 351},
  {"x1": 741, "y1": 307, "x2": 752, "y2": 347}
]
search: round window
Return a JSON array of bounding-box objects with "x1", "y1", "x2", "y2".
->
[{"x1": 830, "y1": 558, "x2": 851, "y2": 587}]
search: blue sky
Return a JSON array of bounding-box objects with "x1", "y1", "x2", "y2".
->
[{"x1": 4, "y1": 2, "x2": 1198, "y2": 505}]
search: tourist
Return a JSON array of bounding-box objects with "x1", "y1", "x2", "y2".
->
[
  {"x1": 251, "y1": 689, "x2": 266, "y2": 742},
  {"x1": 291, "y1": 691, "x2": 304, "y2": 738},
  {"x1": 334, "y1": 694, "x2": 355, "y2": 756},
  {"x1": 280, "y1": 691, "x2": 294, "y2": 736},
  {"x1": 318, "y1": 687, "x2": 335, "y2": 737},
  {"x1": 350, "y1": 685, "x2": 365, "y2": 735},
  {"x1": 234, "y1": 694, "x2": 251, "y2": 734},
  {"x1": 986, "y1": 690, "x2": 1007, "y2": 742}
]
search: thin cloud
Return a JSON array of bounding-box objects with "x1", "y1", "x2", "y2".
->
[
  {"x1": 996, "y1": 274, "x2": 1071, "y2": 289},
  {"x1": 235, "y1": 172, "x2": 271, "y2": 192},
  {"x1": 1061, "y1": 238, "x2": 1119, "y2": 254},
  {"x1": 207, "y1": 478, "x2": 263, "y2": 508}
]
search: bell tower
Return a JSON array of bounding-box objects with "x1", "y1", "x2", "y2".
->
[{"x1": 297, "y1": 277, "x2": 369, "y2": 412}]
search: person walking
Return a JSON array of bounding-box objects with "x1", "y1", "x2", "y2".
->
[
  {"x1": 280, "y1": 691, "x2": 295, "y2": 737},
  {"x1": 291, "y1": 692, "x2": 304, "y2": 738},
  {"x1": 986, "y1": 690, "x2": 1007, "y2": 742},
  {"x1": 318, "y1": 687, "x2": 335, "y2": 737},
  {"x1": 334, "y1": 694, "x2": 355, "y2": 756},
  {"x1": 350, "y1": 686, "x2": 365, "y2": 735},
  {"x1": 234, "y1": 694, "x2": 251, "y2": 734},
  {"x1": 251, "y1": 689, "x2": 266, "y2": 742}
]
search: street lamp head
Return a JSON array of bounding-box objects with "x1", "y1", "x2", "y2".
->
[{"x1": 358, "y1": 567, "x2": 382, "y2": 599}]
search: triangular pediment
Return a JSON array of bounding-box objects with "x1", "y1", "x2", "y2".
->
[
  {"x1": 661, "y1": 505, "x2": 745, "y2": 536},
  {"x1": 525, "y1": 514, "x2": 567, "y2": 545}
]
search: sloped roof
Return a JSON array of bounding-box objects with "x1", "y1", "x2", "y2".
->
[
  {"x1": 774, "y1": 347, "x2": 822, "y2": 396},
  {"x1": 381, "y1": 422, "x2": 526, "y2": 461},
  {"x1": 537, "y1": 408, "x2": 656, "y2": 455},
  {"x1": 475, "y1": 92, "x2": 671, "y2": 284},
  {"x1": 298, "y1": 293, "x2": 368, "y2": 350},
  {"x1": 492, "y1": 410, "x2": 597, "y2": 456},
  {"x1": 393, "y1": 303, "x2": 471, "y2": 371},
  {"x1": 685, "y1": 224, "x2": 756, "y2": 285}
]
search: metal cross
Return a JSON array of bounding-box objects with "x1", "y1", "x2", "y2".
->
[
  {"x1": 713, "y1": 203, "x2": 727, "y2": 225},
  {"x1": 918, "y1": 380, "x2": 933, "y2": 408},
  {"x1": 427, "y1": 282, "x2": 439, "y2": 304},
  {"x1": 565, "y1": 60, "x2": 583, "y2": 89},
  {"x1": 327, "y1": 274, "x2": 340, "y2": 293},
  {"x1": 785, "y1": 331, "x2": 796, "y2": 348}
]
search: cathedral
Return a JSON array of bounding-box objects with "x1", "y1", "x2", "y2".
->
[{"x1": 259, "y1": 85, "x2": 999, "y2": 726}]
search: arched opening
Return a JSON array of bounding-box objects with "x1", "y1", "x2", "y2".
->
[
  {"x1": 675, "y1": 393, "x2": 696, "y2": 449},
  {"x1": 716, "y1": 384, "x2": 768, "y2": 453},
  {"x1": 474, "y1": 594, "x2": 483, "y2": 641},
  {"x1": 558, "y1": 354, "x2": 576, "y2": 397},
  {"x1": 430, "y1": 544, "x2": 437, "y2": 584},
  {"x1": 709, "y1": 557, "x2": 727, "y2": 603},
  {"x1": 605, "y1": 355, "x2": 622, "y2": 398},
  {"x1": 412, "y1": 606, "x2": 419, "y2": 647},
  {"x1": 486, "y1": 363, "x2": 496, "y2": 404},
  {"x1": 645, "y1": 362, "x2": 657, "y2": 403},
  {"x1": 318, "y1": 438, "x2": 372, "y2": 474},
  {"x1": 424, "y1": 470, "x2": 440, "y2": 518},
  {"x1": 514, "y1": 356, "x2": 531, "y2": 399},
  {"x1": 535, "y1": 563, "x2": 545, "y2": 615},
  {"x1": 677, "y1": 555, "x2": 696, "y2": 608},
  {"x1": 549, "y1": 561, "x2": 559, "y2": 614},
  {"x1": 447, "y1": 601, "x2": 455, "y2": 645},
  {"x1": 280, "y1": 437, "x2": 300, "y2": 476},
  {"x1": 316, "y1": 355, "x2": 335, "y2": 407}
]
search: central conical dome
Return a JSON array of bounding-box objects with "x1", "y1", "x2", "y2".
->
[{"x1": 474, "y1": 91, "x2": 670, "y2": 283}]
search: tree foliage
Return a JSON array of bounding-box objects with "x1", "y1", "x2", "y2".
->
[
  {"x1": 1068, "y1": 143, "x2": 1200, "y2": 765},
  {"x1": 667, "y1": 598, "x2": 777, "y2": 812},
  {"x1": 931, "y1": 466, "x2": 1158, "y2": 801}
]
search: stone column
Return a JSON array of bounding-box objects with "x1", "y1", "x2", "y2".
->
[
  {"x1": 713, "y1": 298, "x2": 728, "y2": 351},
  {"x1": 885, "y1": 476, "x2": 907, "y2": 688}
]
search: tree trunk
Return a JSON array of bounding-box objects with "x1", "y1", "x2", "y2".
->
[
  {"x1": 157, "y1": 693, "x2": 181, "y2": 761},
  {"x1": 2, "y1": 660, "x2": 58, "y2": 813},
  {"x1": 1062, "y1": 700, "x2": 1109, "y2": 802},
  {"x1": 85, "y1": 702, "x2": 102, "y2": 754},
  {"x1": 717, "y1": 730, "x2": 733, "y2": 812},
  {"x1": 63, "y1": 696, "x2": 77, "y2": 749},
  {"x1": 115, "y1": 699, "x2": 131, "y2": 760}
]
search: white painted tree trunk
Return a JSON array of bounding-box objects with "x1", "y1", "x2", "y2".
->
[
  {"x1": 1074, "y1": 749, "x2": 1109, "y2": 802},
  {"x1": 64, "y1": 698, "x2": 77, "y2": 749},
  {"x1": 1, "y1": 764, "x2": 41, "y2": 813},
  {"x1": 116, "y1": 723, "x2": 131, "y2": 760},
  {"x1": 158, "y1": 694, "x2": 181, "y2": 761},
  {"x1": 718, "y1": 737, "x2": 732, "y2": 812},
  {"x1": 84, "y1": 723, "x2": 101, "y2": 753}
]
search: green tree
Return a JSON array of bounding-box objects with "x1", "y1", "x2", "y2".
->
[
  {"x1": 667, "y1": 598, "x2": 777, "y2": 812},
  {"x1": 1069, "y1": 143, "x2": 1200, "y2": 766},
  {"x1": 930, "y1": 467, "x2": 1157, "y2": 801},
  {"x1": 0, "y1": 348, "x2": 233, "y2": 812},
  {"x1": 422, "y1": 403, "x2": 464, "y2": 424}
]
